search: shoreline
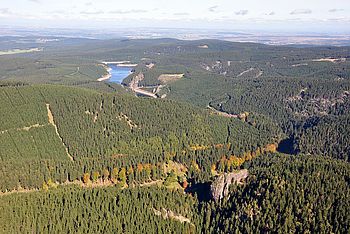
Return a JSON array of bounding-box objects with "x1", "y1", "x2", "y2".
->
[
  {"x1": 102, "y1": 61, "x2": 131, "y2": 64},
  {"x1": 97, "y1": 73, "x2": 112, "y2": 82},
  {"x1": 117, "y1": 64, "x2": 138, "y2": 67},
  {"x1": 101, "y1": 60, "x2": 138, "y2": 67},
  {"x1": 97, "y1": 64, "x2": 134, "y2": 82},
  {"x1": 97, "y1": 66, "x2": 112, "y2": 82}
]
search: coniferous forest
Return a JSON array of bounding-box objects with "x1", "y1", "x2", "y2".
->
[{"x1": 0, "y1": 37, "x2": 349, "y2": 233}]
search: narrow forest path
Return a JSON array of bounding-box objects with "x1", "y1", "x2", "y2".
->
[
  {"x1": 0, "y1": 123, "x2": 47, "y2": 134},
  {"x1": 0, "y1": 179, "x2": 164, "y2": 197},
  {"x1": 207, "y1": 105, "x2": 238, "y2": 118},
  {"x1": 46, "y1": 104, "x2": 74, "y2": 161}
]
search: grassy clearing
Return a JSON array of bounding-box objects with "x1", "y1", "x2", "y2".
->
[{"x1": 0, "y1": 48, "x2": 42, "y2": 55}]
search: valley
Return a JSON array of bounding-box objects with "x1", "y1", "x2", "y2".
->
[{"x1": 0, "y1": 36, "x2": 349, "y2": 233}]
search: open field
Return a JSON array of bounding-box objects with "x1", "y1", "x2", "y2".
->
[
  {"x1": 158, "y1": 74, "x2": 184, "y2": 84},
  {"x1": 0, "y1": 48, "x2": 42, "y2": 55}
]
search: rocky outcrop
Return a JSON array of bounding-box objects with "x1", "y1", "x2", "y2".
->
[
  {"x1": 210, "y1": 169, "x2": 248, "y2": 202},
  {"x1": 129, "y1": 72, "x2": 144, "y2": 89},
  {"x1": 152, "y1": 208, "x2": 194, "y2": 226}
]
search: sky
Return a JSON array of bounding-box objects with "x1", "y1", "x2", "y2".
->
[{"x1": 0, "y1": 0, "x2": 349, "y2": 33}]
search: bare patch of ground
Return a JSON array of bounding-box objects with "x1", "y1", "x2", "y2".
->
[
  {"x1": 0, "y1": 178, "x2": 164, "y2": 197},
  {"x1": 237, "y1": 68, "x2": 255, "y2": 77},
  {"x1": 0, "y1": 187, "x2": 39, "y2": 197},
  {"x1": 1, "y1": 123, "x2": 47, "y2": 135},
  {"x1": 291, "y1": 63, "x2": 308, "y2": 67},
  {"x1": 146, "y1": 63, "x2": 155, "y2": 69},
  {"x1": 312, "y1": 58, "x2": 346, "y2": 63},
  {"x1": 46, "y1": 104, "x2": 54, "y2": 125},
  {"x1": 255, "y1": 70, "x2": 263, "y2": 78},
  {"x1": 93, "y1": 113, "x2": 98, "y2": 123},
  {"x1": 158, "y1": 74, "x2": 184, "y2": 84},
  {"x1": 207, "y1": 105, "x2": 238, "y2": 118},
  {"x1": 85, "y1": 110, "x2": 99, "y2": 123},
  {"x1": 201, "y1": 63, "x2": 212, "y2": 71},
  {"x1": 152, "y1": 208, "x2": 194, "y2": 226},
  {"x1": 117, "y1": 113, "x2": 138, "y2": 129},
  {"x1": 0, "y1": 48, "x2": 42, "y2": 56},
  {"x1": 139, "y1": 180, "x2": 163, "y2": 187},
  {"x1": 20, "y1": 124, "x2": 45, "y2": 131},
  {"x1": 198, "y1": 44, "x2": 209, "y2": 49}
]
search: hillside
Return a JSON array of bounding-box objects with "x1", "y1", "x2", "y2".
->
[
  {"x1": 0, "y1": 37, "x2": 349, "y2": 233},
  {"x1": 0, "y1": 153, "x2": 348, "y2": 233},
  {"x1": 0, "y1": 83, "x2": 280, "y2": 192},
  {"x1": 1, "y1": 37, "x2": 348, "y2": 160}
]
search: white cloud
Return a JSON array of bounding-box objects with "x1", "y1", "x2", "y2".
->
[
  {"x1": 0, "y1": 8, "x2": 11, "y2": 14},
  {"x1": 80, "y1": 10, "x2": 104, "y2": 15},
  {"x1": 329, "y1": 9, "x2": 344, "y2": 13},
  {"x1": 173, "y1": 12, "x2": 189, "y2": 16},
  {"x1": 109, "y1": 9, "x2": 148, "y2": 14},
  {"x1": 290, "y1": 9, "x2": 312, "y2": 15},
  {"x1": 208, "y1": 5, "x2": 218, "y2": 12},
  {"x1": 235, "y1": 10, "x2": 248, "y2": 16}
]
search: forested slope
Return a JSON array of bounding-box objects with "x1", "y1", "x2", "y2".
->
[
  {"x1": 0, "y1": 186, "x2": 198, "y2": 233},
  {"x1": 122, "y1": 40, "x2": 350, "y2": 161},
  {"x1": 199, "y1": 153, "x2": 350, "y2": 233},
  {"x1": 0, "y1": 83, "x2": 280, "y2": 192},
  {"x1": 1, "y1": 153, "x2": 348, "y2": 233},
  {"x1": 0, "y1": 38, "x2": 349, "y2": 233}
]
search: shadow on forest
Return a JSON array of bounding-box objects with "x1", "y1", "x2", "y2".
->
[
  {"x1": 277, "y1": 137, "x2": 296, "y2": 155},
  {"x1": 185, "y1": 180, "x2": 212, "y2": 202}
]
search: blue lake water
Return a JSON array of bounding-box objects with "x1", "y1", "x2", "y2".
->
[{"x1": 108, "y1": 65, "x2": 132, "y2": 84}]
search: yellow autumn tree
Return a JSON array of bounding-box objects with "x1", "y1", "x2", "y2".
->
[
  {"x1": 119, "y1": 167, "x2": 127, "y2": 185},
  {"x1": 83, "y1": 172, "x2": 90, "y2": 184},
  {"x1": 92, "y1": 171, "x2": 100, "y2": 183},
  {"x1": 191, "y1": 160, "x2": 200, "y2": 172},
  {"x1": 137, "y1": 163, "x2": 143, "y2": 173},
  {"x1": 211, "y1": 164, "x2": 217, "y2": 175},
  {"x1": 111, "y1": 168, "x2": 119, "y2": 183},
  {"x1": 265, "y1": 143, "x2": 277, "y2": 153},
  {"x1": 102, "y1": 168, "x2": 110, "y2": 181},
  {"x1": 127, "y1": 166, "x2": 134, "y2": 175},
  {"x1": 42, "y1": 182, "x2": 49, "y2": 192}
]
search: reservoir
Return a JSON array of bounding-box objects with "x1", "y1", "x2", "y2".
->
[{"x1": 108, "y1": 64, "x2": 133, "y2": 84}]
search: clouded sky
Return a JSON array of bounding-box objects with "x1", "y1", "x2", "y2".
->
[{"x1": 0, "y1": 0, "x2": 349, "y2": 32}]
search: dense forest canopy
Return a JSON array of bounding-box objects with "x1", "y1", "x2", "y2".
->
[
  {"x1": 0, "y1": 153, "x2": 348, "y2": 233},
  {"x1": 0, "y1": 37, "x2": 349, "y2": 233}
]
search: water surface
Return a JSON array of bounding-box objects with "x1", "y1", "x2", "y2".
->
[{"x1": 108, "y1": 65, "x2": 132, "y2": 84}]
